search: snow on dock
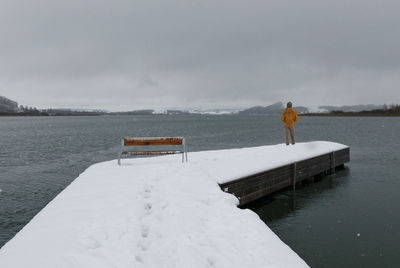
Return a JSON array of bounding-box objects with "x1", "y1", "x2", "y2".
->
[{"x1": 0, "y1": 141, "x2": 348, "y2": 268}]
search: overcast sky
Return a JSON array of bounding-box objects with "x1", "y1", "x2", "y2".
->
[{"x1": 1, "y1": 0, "x2": 399, "y2": 111}]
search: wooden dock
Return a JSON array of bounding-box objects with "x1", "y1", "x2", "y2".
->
[{"x1": 219, "y1": 147, "x2": 350, "y2": 206}]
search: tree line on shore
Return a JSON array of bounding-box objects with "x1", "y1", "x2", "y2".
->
[
  {"x1": 0, "y1": 96, "x2": 106, "y2": 116},
  {"x1": 1, "y1": 95, "x2": 399, "y2": 116},
  {"x1": 329, "y1": 104, "x2": 400, "y2": 115}
]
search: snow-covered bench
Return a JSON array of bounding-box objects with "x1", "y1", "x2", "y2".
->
[{"x1": 118, "y1": 137, "x2": 188, "y2": 165}]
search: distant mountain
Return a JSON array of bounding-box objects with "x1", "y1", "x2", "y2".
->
[
  {"x1": 238, "y1": 102, "x2": 309, "y2": 115},
  {"x1": 0, "y1": 94, "x2": 387, "y2": 116},
  {"x1": 0, "y1": 96, "x2": 19, "y2": 112},
  {"x1": 293, "y1": 106, "x2": 310, "y2": 114},
  {"x1": 115, "y1": 109, "x2": 239, "y2": 115},
  {"x1": 179, "y1": 108, "x2": 241, "y2": 115},
  {"x1": 113, "y1": 109, "x2": 192, "y2": 115},
  {"x1": 114, "y1": 109, "x2": 154, "y2": 115},
  {"x1": 239, "y1": 102, "x2": 284, "y2": 115}
]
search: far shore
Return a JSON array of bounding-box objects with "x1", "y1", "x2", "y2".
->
[
  {"x1": 2, "y1": 112, "x2": 400, "y2": 117},
  {"x1": 301, "y1": 113, "x2": 400, "y2": 117},
  {"x1": 0, "y1": 113, "x2": 100, "y2": 117}
]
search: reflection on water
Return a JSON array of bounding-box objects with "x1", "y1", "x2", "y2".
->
[{"x1": 247, "y1": 168, "x2": 350, "y2": 221}]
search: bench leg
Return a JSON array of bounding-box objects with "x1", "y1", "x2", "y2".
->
[
  {"x1": 118, "y1": 140, "x2": 124, "y2": 166},
  {"x1": 183, "y1": 140, "x2": 188, "y2": 162}
]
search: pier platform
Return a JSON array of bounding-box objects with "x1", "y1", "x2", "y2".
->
[
  {"x1": 0, "y1": 141, "x2": 349, "y2": 268},
  {"x1": 220, "y1": 146, "x2": 350, "y2": 206}
]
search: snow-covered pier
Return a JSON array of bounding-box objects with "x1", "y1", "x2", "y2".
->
[
  {"x1": 0, "y1": 141, "x2": 349, "y2": 268},
  {"x1": 220, "y1": 142, "x2": 350, "y2": 206}
]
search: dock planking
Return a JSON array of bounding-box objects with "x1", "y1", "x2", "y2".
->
[{"x1": 219, "y1": 147, "x2": 350, "y2": 206}]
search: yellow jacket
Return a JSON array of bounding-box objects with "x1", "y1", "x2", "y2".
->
[{"x1": 281, "y1": 108, "x2": 299, "y2": 127}]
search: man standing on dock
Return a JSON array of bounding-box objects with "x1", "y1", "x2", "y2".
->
[{"x1": 281, "y1": 102, "x2": 299, "y2": 145}]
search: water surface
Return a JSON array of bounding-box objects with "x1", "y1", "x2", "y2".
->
[{"x1": 0, "y1": 115, "x2": 399, "y2": 267}]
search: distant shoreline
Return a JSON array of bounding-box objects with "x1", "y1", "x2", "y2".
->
[
  {"x1": 2, "y1": 112, "x2": 400, "y2": 117},
  {"x1": 0, "y1": 113, "x2": 100, "y2": 117},
  {"x1": 301, "y1": 113, "x2": 400, "y2": 117},
  {"x1": 0, "y1": 113, "x2": 48, "y2": 117}
]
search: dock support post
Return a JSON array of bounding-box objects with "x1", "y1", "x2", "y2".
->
[
  {"x1": 182, "y1": 138, "x2": 188, "y2": 163},
  {"x1": 118, "y1": 139, "x2": 123, "y2": 165},
  {"x1": 293, "y1": 162, "x2": 297, "y2": 191},
  {"x1": 330, "y1": 151, "x2": 336, "y2": 174}
]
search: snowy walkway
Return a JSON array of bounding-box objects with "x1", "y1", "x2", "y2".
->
[{"x1": 0, "y1": 141, "x2": 347, "y2": 268}]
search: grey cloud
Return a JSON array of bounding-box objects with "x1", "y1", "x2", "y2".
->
[{"x1": 1, "y1": 0, "x2": 399, "y2": 110}]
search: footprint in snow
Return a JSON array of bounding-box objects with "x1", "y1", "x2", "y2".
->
[
  {"x1": 144, "y1": 185, "x2": 152, "y2": 199},
  {"x1": 141, "y1": 226, "x2": 149, "y2": 238},
  {"x1": 144, "y1": 203, "x2": 152, "y2": 215},
  {"x1": 137, "y1": 240, "x2": 148, "y2": 251},
  {"x1": 135, "y1": 255, "x2": 143, "y2": 263}
]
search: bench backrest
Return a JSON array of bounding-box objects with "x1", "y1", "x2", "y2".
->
[
  {"x1": 123, "y1": 137, "x2": 184, "y2": 146},
  {"x1": 118, "y1": 137, "x2": 187, "y2": 165}
]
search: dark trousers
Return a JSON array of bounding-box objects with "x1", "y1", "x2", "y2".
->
[{"x1": 284, "y1": 126, "x2": 295, "y2": 145}]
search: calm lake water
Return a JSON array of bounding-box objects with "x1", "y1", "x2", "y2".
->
[{"x1": 0, "y1": 115, "x2": 399, "y2": 267}]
